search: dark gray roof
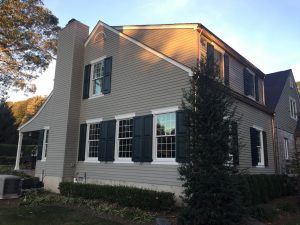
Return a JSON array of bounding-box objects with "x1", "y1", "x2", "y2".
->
[{"x1": 265, "y1": 69, "x2": 291, "y2": 111}]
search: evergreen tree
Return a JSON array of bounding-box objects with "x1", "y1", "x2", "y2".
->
[
  {"x1": 178, "y1": 57, "x2": 243, "y2": 225},
  {"x1": 0, "y1": 99, "x2": 18, "y2": 144}
]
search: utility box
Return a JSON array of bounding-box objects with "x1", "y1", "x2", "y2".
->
[{"x1": 0, "y1": 175, "x2": 21, "y2": 199}]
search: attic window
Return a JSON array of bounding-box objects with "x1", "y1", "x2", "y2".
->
[{"x1": 93, "y1": 32, "x2": 106, "y2": 43}]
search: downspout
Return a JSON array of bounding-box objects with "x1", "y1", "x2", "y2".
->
[{"x1": 271, "y1": 114, "x2": 279, "y2": 174}]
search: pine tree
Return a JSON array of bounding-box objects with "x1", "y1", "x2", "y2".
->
[{"x1": 178, "y1": 57, "x2": 243, "y2": 225}]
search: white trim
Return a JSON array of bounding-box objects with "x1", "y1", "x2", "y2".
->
[
  {"x1": 115, "y1": 113, "x2": 136, "y2": 120},
  {"x1": 152, "y1": 110, "x2": 177, "y2": 164},
  {"x1": 252, "y1": 126, "x2": 265, "y2": 167},
  {"x1": 84, "y1": 21, "x2": 193, "y2": 77},
  {"x1": 113, "y1": 24, "x2": 198, "y2": 30},
  {"x1": 252, "y1": 125, "x2": 263, "y2": 131},
  {"x1": 114, "y1": 115, "x2": 135, "y2": 162},
  {"x1": 43, "y1": 126, "x2": 50, "y2": 130},
  {"x1": 289, "y1": 96, "x2": 297, "y2": 120},
  {"x1": 88, "y1": 94, "x2": 104, "y2": 100},
  {"x1": 151, "y1": 106, "x2": 179, "y2": 115},
  {"x1": 41, "y1": 128, "x2": 49, "y2": 161},
  {"x1": 284, "y1": 138, "x2": 289, "y2": 160},
  {"x1": 84, "y1": 160, "x2": 100, "y2": 163},
  {"x1": 90, "y1": 55, "x2": 106, "y2": 64},
  {"x1": 18, "y1": 92, "x2": 53, "y2": 131},
  {"x1": 86, "y1": 118, "x2": 103, "y2": 124}
]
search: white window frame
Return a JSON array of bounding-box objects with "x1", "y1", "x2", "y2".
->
[
  {"x1": 114, "y1": 113, "x2": 135, "y2": 163},
  {"x1": 284, "y1": 138, "x2": 289, "y2": 160},
  {"x1": 89, "y1": 56, "x2": 106, "y2": 99},
  {"x1": 41, "y1": 126, "x2": 50, "y2": 161},
  {"x1": 289, "y1": 97, "x2": 297, "y2": 120},
  {"x1": 152, "y1": 106, "x2": 178, "y2": 165},
  {"x1": 213, "y1": 44, "x2": 225, "y2": 80},
  {"x1": 253, "y1": 125, "x2": 265, "y2": 167},
  {"x1": 246, "y1": 68, "x2": 256, "y2": 100},
  {"x1": 84, "y1": 118, "x2": 103, "y2": 163}
]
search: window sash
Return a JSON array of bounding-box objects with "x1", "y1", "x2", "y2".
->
[
  {"x1": 155, "y1": 112, "x2": 176, "y2": 160},
  {"x1": 42, "y1": 129, "x2": 49, "y2": 160},
  {"x1": 85, "y1": 123, "x2": 101, "y2": 160},
  {"x1": 91, "y1": 60, "x2": 104, "y2": 95},
  {"x1": 289, "y1": 97, "x2": 297, "y2": 119},
  {"x1": 117, "y1": 119, "x2": 133, "y2": 160},
  {"x1": 284, "y1": 138, "x2": 289, "y2": 160}
]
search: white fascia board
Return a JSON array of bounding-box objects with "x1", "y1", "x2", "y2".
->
[
  {"x1": 18, "y1": 92, "x2": 53, "y2": 131},
  {"x1": 84, "y1": 21, "x2": 193, "y2": 77},
  {"x1": 114, "y1": 24, "x2": 198, "y2": 30}
]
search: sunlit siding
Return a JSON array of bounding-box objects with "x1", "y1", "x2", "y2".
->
[{"x1": 121, "y1": 28, "x2": 198, "y2": 68}]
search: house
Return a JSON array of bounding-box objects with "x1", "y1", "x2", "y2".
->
[
  {"x1": 265, "y1": 69, "x2": 300, "y2": 174},
  {"x1": 14, "y1": 19, "x2": 276, "y2": 198}
]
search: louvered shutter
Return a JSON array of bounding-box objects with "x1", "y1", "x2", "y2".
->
[
  {"x1": 250, "y1": 127, "x2": 259, "y2": 166},
  {"x1": 263, "y1": 131, "x2": 268, "y2": 166},
  {"x1": 83, "y1": 64, "x2": 91, "y2": 99},
  {"x1": 78, "y1": 124, "x2": 87, "y2": 161},
  {"x1": 176, "y1": 111, "x2": 189, "y2": 163},
  {"x1": 255, "y1": 75, "x2": 259, "y2": 101},
  {"x1": 224, "y1": 54, "x2": 230, "y2": 86},
  {"x1": 207, "y1": 42, "x2": 214, "y2": 72},
  {"x1": 231, "y1": 121, "x2": 239, "y2": 165},
  {"x1": 244, "y1": 68, "x2": 251, "y2": 96},
  {"x1": 102, "y1": 57, "x2": 112, "y2": 94}
]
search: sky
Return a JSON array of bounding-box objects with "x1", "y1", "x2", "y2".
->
[{"x1": 8, "y1": 0, "x2": 300, "y2": 101}]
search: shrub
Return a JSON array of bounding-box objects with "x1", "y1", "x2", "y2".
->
[
  {"x1": 0, "y1": 156, "x2": 15, "y2": 165},
  {"x1": 0, "y1": 144, "x2": 34, "y2": 156},
  {"x1": 250, "y1": 206, "x2": 278, "y2": 222},
  {"x1": 238, "y1": 174, "x2": 296, "y2": 206},
  {"x1": 59, "y1": 182, "x2": 175, "y2": 211}
]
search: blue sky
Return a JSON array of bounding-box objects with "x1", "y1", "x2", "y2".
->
[{"x1": 8, "y1": 0, "x2": 300, "y2": 101}]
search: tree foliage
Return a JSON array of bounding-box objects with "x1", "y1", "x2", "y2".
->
[
  {"x1": 0, "y1": 0, "x2": 60, "y2": 97},
  {"x1": 9, "y1": 95, "x2": 46, "y2": 126},
  {"x1": 178, "y1": 58, "x2": 243, "y2": 225},
  {"x1": 0, "y1": 99, "x2": 18, "y2": 144}
]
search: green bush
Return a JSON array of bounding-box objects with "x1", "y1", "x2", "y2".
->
[
  {"x1": 238, "y1": 174, "x2": 296, "y2": 206},
  {"x1": 250, "y1": 206, "x2": 278, "y2": 222},
  {"x1": 0, "y1": 144, "x2": 34, "y2": 157},
  {"x1": 0, "y1": 156, "x2": 15, "y2": 165},
  {"x1": 59, "y1": 182, "x2": 175, "y2": 211}
]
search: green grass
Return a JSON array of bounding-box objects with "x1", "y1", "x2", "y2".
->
[
  {"x1": 0, "y1": 205, "x2": 123, "y2": 225},
  {"x1": 0, "y1": 165, "x2": 32, "y2": 178}
]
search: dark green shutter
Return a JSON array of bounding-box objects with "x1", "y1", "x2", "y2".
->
[
  {"x1": 255, "y1": 75, "x2": 259, "y2": 101},
  {"x1": 207, "y1": 42, "x2": 214, "y2": 72},
  {"x1": 99, "y1": 120, "x2": 116, "y2": 161},
  {"x1": 102, "y1": 57, "x2": 112, "y2": 94},
  {"x1": 263, "y1": 131, "x2": 268, "y2": 166},
  {"x1": 244, "y1": 68, "x2": 251, "y2": 96},
  {"x1": 224, "y1": 54, "x2": 230, "y2": 86},
  {"x1": 78, "y1": 124, "x2": 87, "y2": 161},
  {"x1": 250, "y1": 127, "x2": 259, "y2": 166},
  {"x1": 83, "y1": 64, "x2": 91, "y2": 99},
  {"x1": 176, "y1": 111, "x2": 189, "y2": 163},
  {"x1": 132, "y1": 115, "x2": 153, "y2": 162},
  {"x1": 37, "y1": 130, "x2": 44, "y2": 160},
  {"x1": 231, "y1": 121, "x2": 239, "y2": 165}
]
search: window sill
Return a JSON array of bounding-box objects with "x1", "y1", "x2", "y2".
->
[
  {"x1": 255, "y1": 165, "x2": 265, "y2": 168},
  {"x1": 151, "y1": 161, "x2": 178, "y2": 165},
  {"x1": 88, "y1": 94, "x2": 104, "y2": 100},
  {"x1": 84, "y1": 160, "x2": 100, "y2": 163},
  {"x1": 41, "y1": 159, "x2": 46, "y2": 162},
  {"x1": 114, "y1": 160, "x2": 134, "y2": 164}
]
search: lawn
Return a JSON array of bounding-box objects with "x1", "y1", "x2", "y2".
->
[{"x1": 0, "y1": 204, "x2": 123, "y2": 225}]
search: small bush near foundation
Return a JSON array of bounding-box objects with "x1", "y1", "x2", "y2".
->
[
  {"x1": 59, "y1": 182, "x2": 175, "y2": 211},
  {"x1": 250, "y1": 206, "x2": 278, "y2": 222}
]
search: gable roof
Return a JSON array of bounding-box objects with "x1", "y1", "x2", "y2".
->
[
  {"x1": 85, "y1": 21, "x2": 193, "y2": 76},
  {"x1": 264, "y1": 69, "x2": 291, "y2": 111}
]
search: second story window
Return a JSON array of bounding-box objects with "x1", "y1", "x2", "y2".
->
[
  {"x1": 289, "y1": 77, "x2": 294, "y2": 88},
  {"x1": 289, "y1": 97, "x2": 297, "y2": 120},
  {"x1": 214, "y1": 48, "x2": 224, "y2": 78},
  {"x1": 82, "y1": 56, "x2": 112, "y2": 99},
  {"x1": 92, "y1": 60, "x2": 105, "y2": 95},
  {"x1": 244, "y1": 68, "x2": 259, "y2": 101}
]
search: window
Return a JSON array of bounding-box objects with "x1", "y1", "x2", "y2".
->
[
  {"x1": 155, "y1": 112, "x2": 176, "y2": 160},
  {"x1": 250, "y1": 126, "x2": 267, "y2": 167},
  {"x1": 284, "y1": 138, "x2": 289, "y2": 160},
  {"x1": 214, "y1": 48, "x2": 224, "y2": 78},
  {"x1": 85, "y1": 122, "x2": 101, "y2": 161},
  {"x1": 244, "y1": 69, "x2": 256, "y2": 98},
  {"x1": 289, "y1": 97, "x2": 297, "y2": 120},
  {"x1": 91, "y1": 60, "x2": 105, "y2": 96},
  {"x1": 115, "y1": 117, "x2": 133, "y2": 162},
  {"x1": 42, "y1": 128, "x2": 49, "y2": 161}
]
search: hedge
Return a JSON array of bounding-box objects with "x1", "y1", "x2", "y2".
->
[
  {"x1": 238, "y1": 174, "x2": 296, "y2": 206},
  {"x1": 0, "y1": 144, "x2": 34, "y2": 157},
  {"x1": 59, "y1": 182, "x2": 175, "y2": 211},
  {"x1": 0, "y1": 156, "x2": 16, "y2": 165}
]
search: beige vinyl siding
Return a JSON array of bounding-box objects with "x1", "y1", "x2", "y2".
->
[
  {"x1": 235, "y1": 100, "x2": 275, "y2": 174},
  {"x1": 120, "y1": 28, "x2": 198, "y2": 68}
]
